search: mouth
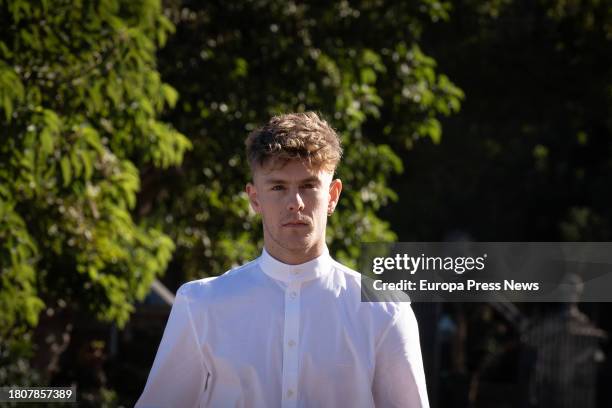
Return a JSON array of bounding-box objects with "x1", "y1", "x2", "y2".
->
[{"x1": 282, "y1": 220, "x2": 310, "y2": 227}]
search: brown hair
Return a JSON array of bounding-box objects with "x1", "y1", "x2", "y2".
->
[{"x1": 245, "y1": 112, "x2": 342, "y2": 173}]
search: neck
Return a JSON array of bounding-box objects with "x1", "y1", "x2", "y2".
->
[{"x1": 264, "y1": 241, "x2": 326, "y2": 265}]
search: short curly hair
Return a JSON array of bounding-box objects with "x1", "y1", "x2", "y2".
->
[{"x1": 245, "y1": 112, "x2": 342, "y2": 173}]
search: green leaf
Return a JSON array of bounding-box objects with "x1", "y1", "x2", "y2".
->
[
  {"x1": 39, "y1": 129, "x2": 54, "y2": 157},
  {"x1": 360, "y1": 68, "x2": 377, "y2": 84},
  {"x1": 81, "y1": 150, "x2": 94, "y2": 180},
  {"x1": 161, "y1": 84, "x2": 179, "y2": 109},
  {"x1": 70, "y1": 149, "x2": 82, "y2": 178},
  {"x1": 60, "y1": 156, "x2": 72, "y2": 186}
]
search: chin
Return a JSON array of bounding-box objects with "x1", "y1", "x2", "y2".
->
[
  {"x1": 278, "y1": 235, "x2": 315, "y2": 250},
  {"x1": 282, "y1": 240, "x2": 312, "y2": 251}
]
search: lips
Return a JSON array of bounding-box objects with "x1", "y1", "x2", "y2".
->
[{"x1": 283, "y1": 220, "x2": 309, "y2": 227}]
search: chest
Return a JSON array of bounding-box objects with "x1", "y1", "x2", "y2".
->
[{"x1": 203, "y1": 283, "x2": 375, "y2": 376}]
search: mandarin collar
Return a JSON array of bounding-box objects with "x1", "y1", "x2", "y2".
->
[{"x1": 258, "y1": 247, "x2": 333, "y2": 283}]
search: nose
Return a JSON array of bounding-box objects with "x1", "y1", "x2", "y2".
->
[{"x1": 287, "y1": 191, "x2": 305, "y2": 212}]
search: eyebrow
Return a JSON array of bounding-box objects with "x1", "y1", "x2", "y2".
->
[{"x1": 264, "y1": 177, "x2": 321, "y2": 185}]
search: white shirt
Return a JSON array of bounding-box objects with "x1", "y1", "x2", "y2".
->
[{"x1": 136, "y1": 248, "x2": 429, "y2": 408}]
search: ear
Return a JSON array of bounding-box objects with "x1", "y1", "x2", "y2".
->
[
  {"x1": 246, "y1": 182, "x2": 262, "y2": 214},
  {"x1": 327, "y1": 178, "x2": 342, "y2": 215}
]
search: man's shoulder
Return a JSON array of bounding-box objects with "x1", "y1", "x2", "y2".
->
[
  {"x1": 328, "y1": 258, "x2": 363, "y2": 287},
  {"x1": 329, "y1": 258, "x2": 410, "y2": 320},
  {"x1": 176, "y1": 258, "x2": 260, "y2": 302}
]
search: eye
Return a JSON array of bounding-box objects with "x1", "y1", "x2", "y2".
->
[
  {"x1": 271, "y1": 185, "x2": 285, "y2": 191},
  {"x1": 301, "y1": 183, "x2": 316, "y2": 189}
]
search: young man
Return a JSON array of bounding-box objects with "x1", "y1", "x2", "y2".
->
[{"x1": 136, "y1": 112, "x2": 429, "y2": 407}]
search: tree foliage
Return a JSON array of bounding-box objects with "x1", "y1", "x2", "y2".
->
[
  {"x1": 1, "y1": 0, "x2": 463, "y2": 392},
  {"x1": 387, "y1": 0, "x2": 612, "y2": 242},
  {"x1": 0, "y1": 0, "x2": 189, "y2": 354},
  {"x1": 149, "y1": 0, "x2": 463, "y2": 282}
]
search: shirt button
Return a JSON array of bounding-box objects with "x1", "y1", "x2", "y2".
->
[
  {"x1": 287, "y1": 389, "x2": 294, "y2": 398},
  {"x1": 289, "y1": 291, "x2": 297, "y2": 299},
  {"x1": 288, "y1": 340, "x2": 296, "y2": 347}
]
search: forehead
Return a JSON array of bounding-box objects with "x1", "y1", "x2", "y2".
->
[{"x1": 253, "y1": 159, "x2": 332, "y2": 183}]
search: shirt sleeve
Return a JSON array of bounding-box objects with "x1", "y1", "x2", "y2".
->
[
  {"x1": 135, "y1": 284, "x2": 208, "y2": 408},
  {"x1": 372, "y1": 303, "x2": 430, "y2": 408}
]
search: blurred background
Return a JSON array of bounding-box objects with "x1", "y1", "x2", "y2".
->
[{"x1": 0, "y1": 0, "x2": 610, "y2": 406}]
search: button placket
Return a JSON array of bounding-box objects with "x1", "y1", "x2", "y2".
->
[{"x1": 281, "y1": 281, "x2": 301, "y2": 408}]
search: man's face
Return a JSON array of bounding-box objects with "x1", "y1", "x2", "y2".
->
[{"x1": 246, "y1": 159, "x2": 342, "y2": 264}]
